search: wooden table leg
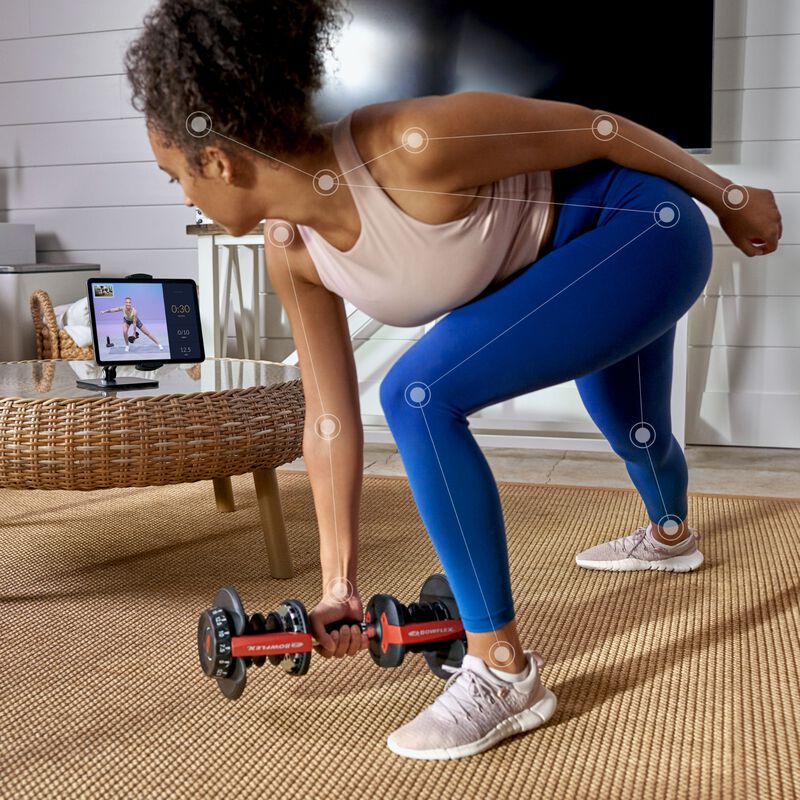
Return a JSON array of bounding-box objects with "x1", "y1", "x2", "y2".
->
[
  {"x1": 252, "y1": 467, "x2": 294, "y2": 579},
  {"x1": 212, "y1": 477, "x2": 235, "y2": 512}
]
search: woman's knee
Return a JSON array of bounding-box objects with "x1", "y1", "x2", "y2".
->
[
  {"x1": 380, "y1": 345, "x2": 455, "y2": 423},
  {"x1": 379, "y1": 356, "x2": 421, "y2": 420},
  {"x1": 609, "y1": 426, "x2": 676, "y2": 466}
]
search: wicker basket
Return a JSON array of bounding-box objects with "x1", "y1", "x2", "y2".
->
[{"x1": 30, "y1": 289, "x2": 94, "y2": 360}]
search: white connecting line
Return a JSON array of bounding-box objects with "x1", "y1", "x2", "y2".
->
[{"x1": 187, "y1": 110, "x2": 730, "y2": 664}]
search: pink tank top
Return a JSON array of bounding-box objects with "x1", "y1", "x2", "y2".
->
[{"x1": 294, "y1": 110, "x2": 555, "y2": 327}]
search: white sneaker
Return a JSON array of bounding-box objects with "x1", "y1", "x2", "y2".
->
[
  {"x1": 575, "y1": 523, "x2": 704, "y2": 572},
  {"x1": 124, "y1": 345, "x2": 129, "y2": 352},
  {"x1": 158, "y1": 344, "x2": 164, "y2": 351},
  {"x1": 386, "y1": 649, "x2": 557, "y2": 760}
]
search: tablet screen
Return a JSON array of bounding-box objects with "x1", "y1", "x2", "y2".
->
[{"x1": 87, "y1": 278, "x2": 204, "y2": 365}]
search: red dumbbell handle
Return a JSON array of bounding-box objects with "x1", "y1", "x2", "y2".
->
[{"x1": 230, "y1": 618, "x2": 464, "y2": 658}]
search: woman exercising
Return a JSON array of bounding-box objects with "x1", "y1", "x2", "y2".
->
[
  {"x1": 101, "y1": 296, "x2": 164, "y2": 352},
  {"x1": 125, "y1": 0, "x2": 781, "y2": 760}
]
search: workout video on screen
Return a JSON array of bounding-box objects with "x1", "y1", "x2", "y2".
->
[{"x1": 89, "y1": 281, "x2": 202, "y2": 364}]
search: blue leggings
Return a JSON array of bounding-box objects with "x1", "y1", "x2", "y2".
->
[{"x1": 379, "y1": 158, "x2": 713, "y2": 633}]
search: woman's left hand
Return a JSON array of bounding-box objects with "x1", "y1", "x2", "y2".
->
[{"x1": 716, "y1": 185, "x2": 782, "y2": 257}]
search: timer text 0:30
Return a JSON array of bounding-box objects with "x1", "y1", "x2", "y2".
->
[{"x1": 171, "y1": 304, "x2": 191, "y2": 314}]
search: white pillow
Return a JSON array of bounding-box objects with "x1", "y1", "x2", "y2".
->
[
  {"x1": 64, "y1": 296, "x2": 91, "y2": 328},
  {"x1": 51, "y1": 303, "x2": 72, "y2": 329},
  {"x1": 63, "y1": 324, "x2": 94, "y2": 348}
]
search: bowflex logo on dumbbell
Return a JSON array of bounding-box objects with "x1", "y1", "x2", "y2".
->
[
  {"x1": 196, "y1": 574, "x2": 467, "y2": 700},
  {"x1": 245, "y1": 642, "x2": 305, "y2": 652},
  {"x1": 407, "y1": 625, "x2": 459, "y2": 638}
]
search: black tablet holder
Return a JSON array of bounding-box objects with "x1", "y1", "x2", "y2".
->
[{"x1": 76, "y1": 273, "x2": 163, "y2": 391}]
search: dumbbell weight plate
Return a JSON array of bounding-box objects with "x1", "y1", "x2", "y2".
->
[
  {"x1": 419, "y1": 573, "x2": 467, "y2": 680},
  {"x1": 273, "y1": 600, "x2": 313, "y2": 676},
  {"x1": 264, "y1": 611, "x2": 288, "y2": 668},
  {"x1": 197, "y1": 607, "x2": 232, "y2": 678},
  {"x1": 365, "y1": 594, "x2": 407, "y2": 669},
  {"x1": 247, "y1": 612, "x2": 268, "y2": 667},
  {"x1": 200, "y1": 586, "x2": 250, "y2": 700}
]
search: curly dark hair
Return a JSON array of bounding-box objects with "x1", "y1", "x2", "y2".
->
[{"x1": 125, "y1": 0, "x2": 349, "y2": 172}]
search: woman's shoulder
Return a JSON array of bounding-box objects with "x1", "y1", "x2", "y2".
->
[{"x1": 346, "y1": 97, "x2": 444, "y2": 188}]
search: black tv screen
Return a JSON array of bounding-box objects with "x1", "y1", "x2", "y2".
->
[{"x1": 313, "y1": 0, "x2": 714, "y2": 152}]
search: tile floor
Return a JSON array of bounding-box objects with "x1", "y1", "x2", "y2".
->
[{"x1": 278, "y1": 443, "x2": 800, "y2": 499}]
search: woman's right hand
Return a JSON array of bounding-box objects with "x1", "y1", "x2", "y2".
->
[
  {"x1": 716, "y1": 184, "x2": 782, "y2": 257},
  {"x1": 308, "y1": 591, "x2": 370, "y2": 659}
]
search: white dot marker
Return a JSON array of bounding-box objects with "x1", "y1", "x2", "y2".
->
[
  {"x1": 723, "y1": 183, "x2": 749, "y2": 210},
  {"x1": 663, "y1": 520, "x2": 679, "y2": 535},
  {"x1": 592, "y1": 114, "x2": 618, "y2": 140},
  {"x1": 313, "y1": 169, "x2": 339, "y2": 196},
  {"x1": 657, "y1": 516, "x2": 684, "y2": 542},
  {"x1": 654, "y1": 202, "x2": 679, "y2": 228},
  {"x1": 314, "y1": 412, "x2": 341, "y2": 440},
  {"x1": 494, "y1": 645, "x2": 511, "y2": 662},
  {"x1": 489, "y1": 640, "x2": 515, "y2": 667},
  {"x1": 402, "y1": 127, "x2": 429, "y2": 152},
  {"x1": 186, "y1": 111, "x2": 212, "y2": 138},
  {"x1": 630, "y1": 421, "x2": 656, "y2": 448},
  {"x1": 326, "y1": 577, "x2": 353, "y2": 603},
  {"x1": 267, "y1": 221, "x2": 294, "y2": 247},
  {"x1": 405, "y1": 381, "x2": 431, "y2": 408}
]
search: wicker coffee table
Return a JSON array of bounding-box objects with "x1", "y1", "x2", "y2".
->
[{"x1": 0, "y1": 358, "x2": 304, "y2": 579}]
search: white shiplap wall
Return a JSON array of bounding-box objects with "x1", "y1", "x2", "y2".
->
[
  {"x1": 1, "y1": 0, "x2": 797, "y2": 448},
  {"x1": 0, "y1": 0, "x2": 197, "y2": 280},
  {"x1": 685, "y1": 0, "x2": 800, "y2": 448}
]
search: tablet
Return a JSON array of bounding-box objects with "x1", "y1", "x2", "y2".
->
[{"x1": 86, "y1": 277, "x2": 205, "y2": 366}]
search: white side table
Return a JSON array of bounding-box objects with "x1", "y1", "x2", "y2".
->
[{"x1": 187, "y1": 223, "x2": 264, "y2": 359}]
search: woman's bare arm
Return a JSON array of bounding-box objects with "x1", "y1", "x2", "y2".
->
[
  {"x1": 385, "y1": 92, "x2": 729, "y2": 210},
  {"x1": 382, "y1": 91, "x2": 781, "y2": 255}
]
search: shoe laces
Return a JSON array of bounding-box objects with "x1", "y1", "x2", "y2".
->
[
  {"x1": 610, "y1": 526, "x2": 650, "y2": 557},
  {"x1": 432, "y1": 664, "x2": 502, "y2": 724}
]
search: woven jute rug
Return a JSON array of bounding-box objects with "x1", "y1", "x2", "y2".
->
[{"x1": 1, "y1": 471, "x2": 798, "y2": 799}]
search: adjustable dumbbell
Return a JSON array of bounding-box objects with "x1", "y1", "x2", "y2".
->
[{"x1": 197, "y1": 573, "x2": 467, "y2": 700}]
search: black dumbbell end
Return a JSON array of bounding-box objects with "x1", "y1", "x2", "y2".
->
[
  {"x1": 419, "y1": 573, "x2": 467, "y2": 680},
  {"x1": 216, "y1": 659, "x2": 247, "y2": 700},
  {"x1": 197, "y1": 608, "x2": 233, "y2": 678},
  {"x1": 197, "y1": 587, "x2": 250, "y2": 698},
  {"x1": 212, "y1": 587, "x2": 248, "y2": 636}
]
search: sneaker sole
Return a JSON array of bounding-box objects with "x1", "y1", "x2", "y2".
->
[
  {"x1": 575, "y1": 549, "x2": 704, "y2": 572},
  {"x1": 386, "y1": 686, "x2": 558, "y2": 760}
]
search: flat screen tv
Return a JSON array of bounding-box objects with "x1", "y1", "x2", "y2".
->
[{"x1": 313, "y1": 0, "x2": 714, "y2": 152}]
